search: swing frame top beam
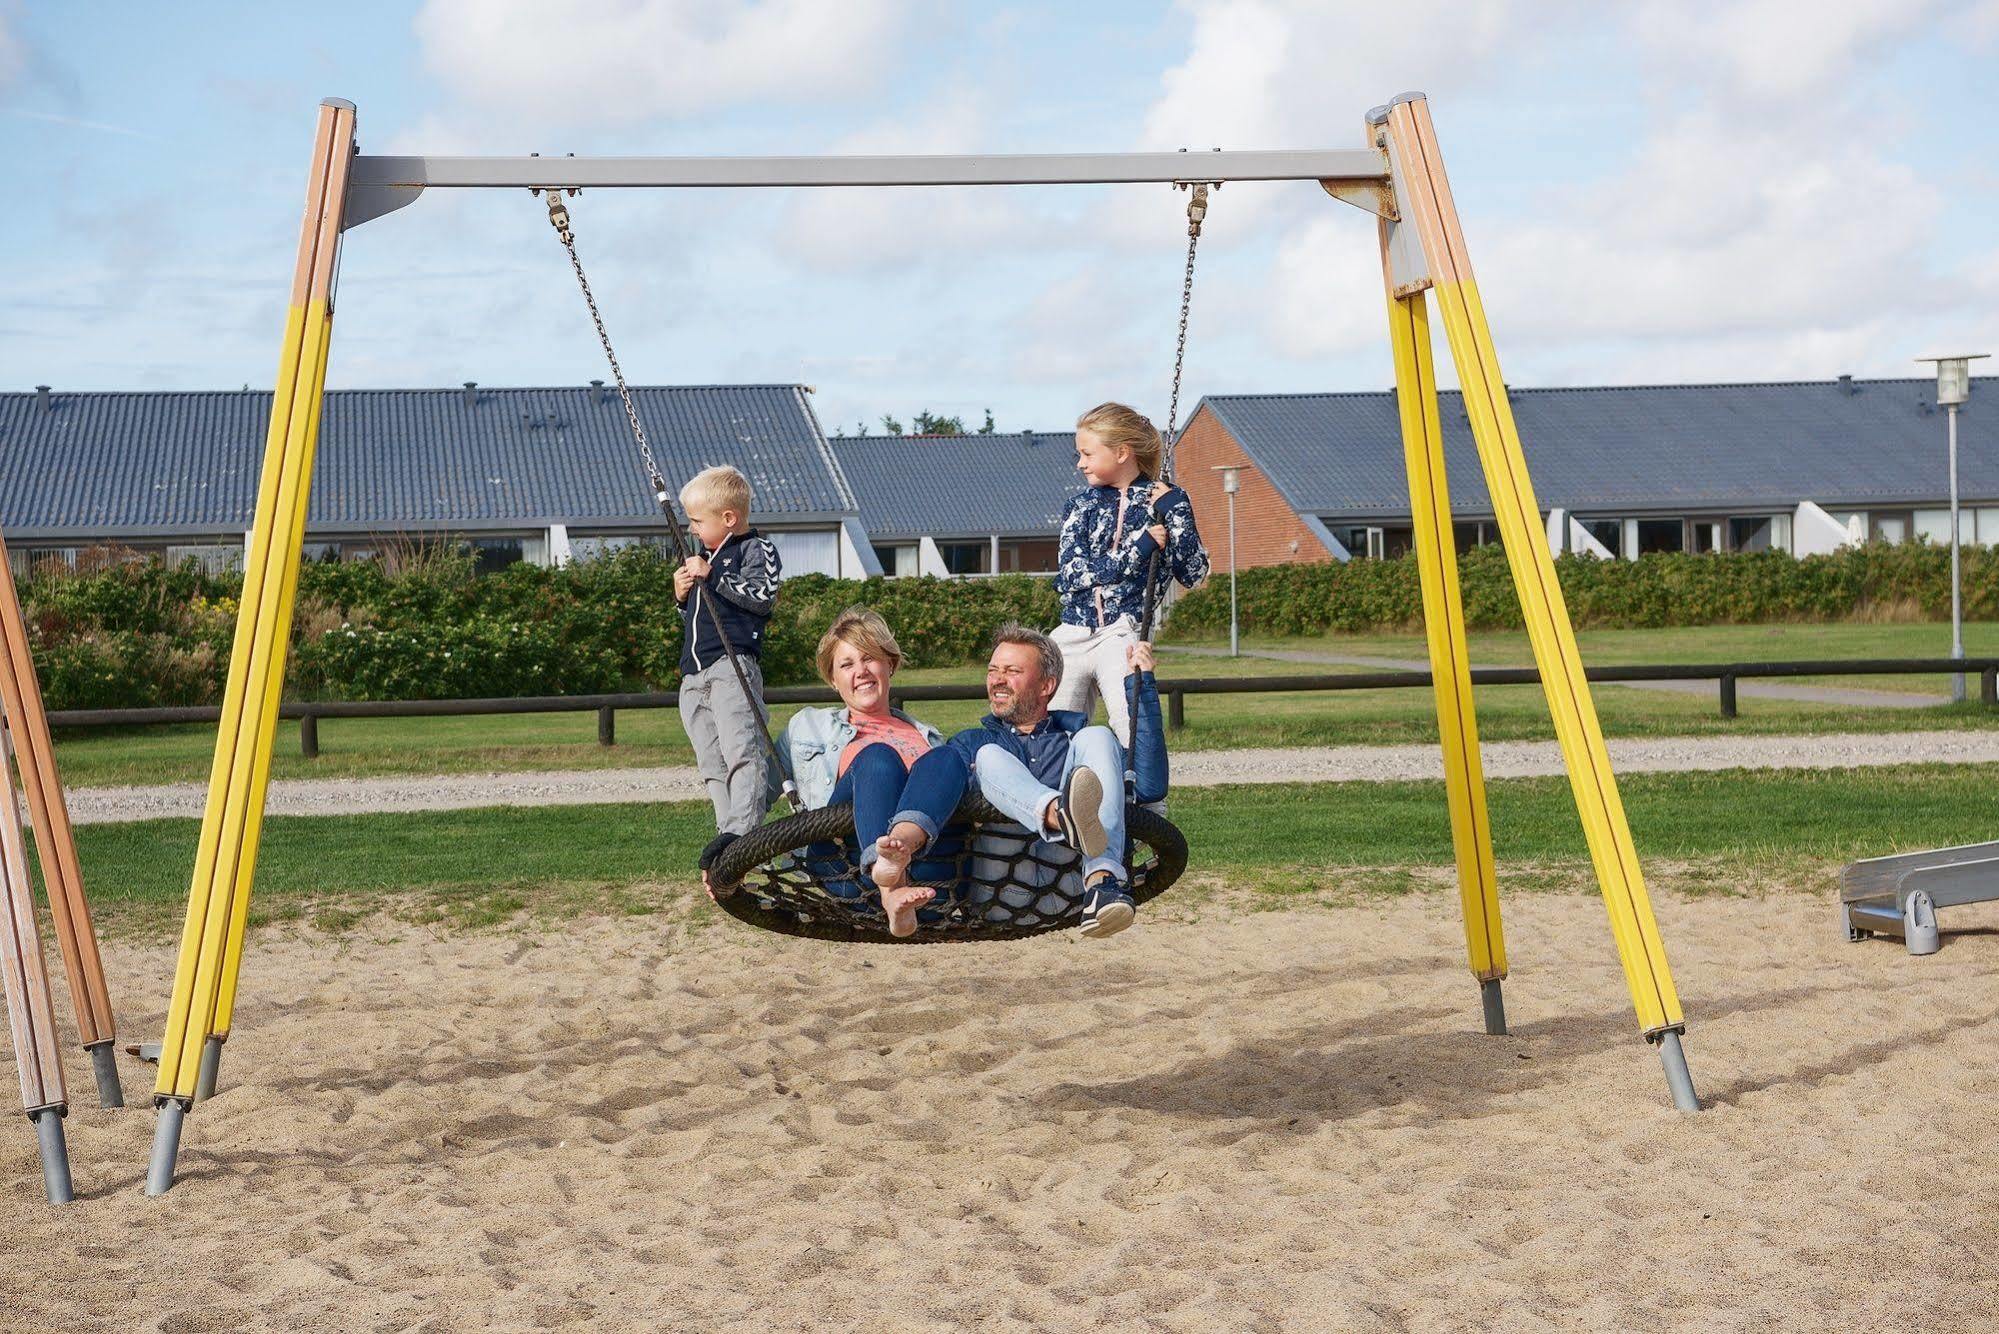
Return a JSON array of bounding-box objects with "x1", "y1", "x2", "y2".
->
[
  {"x1": 328, "y1": 95, "x2": 1402, "y2": 232},
  {"x1": 345, "y1": 148, "x2": 1386, "y2": 190}
]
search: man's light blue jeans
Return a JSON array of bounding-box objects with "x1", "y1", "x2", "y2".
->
[{"x1": 971, "y1": 725, "x2": 1126, "y2": 883}]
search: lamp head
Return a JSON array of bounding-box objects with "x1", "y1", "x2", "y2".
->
[{"x1": 1917, "y1": 354, "x2": 1990, "y2": 407}]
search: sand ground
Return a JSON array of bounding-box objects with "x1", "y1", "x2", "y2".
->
[{"x1": 3, "y1": 889, "x2": 1997, "y2": 1332}]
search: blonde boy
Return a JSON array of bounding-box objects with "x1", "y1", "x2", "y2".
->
[{"x1": 674, "y1": 465, "x2": 783, "y2": 843}]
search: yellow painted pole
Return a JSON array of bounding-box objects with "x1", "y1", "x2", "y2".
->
[
  {"x1": 1374, "y1": 94, "x2": 1695, "y2": 1106},
  {"x1": 214, "y1": 295, "x2": 338, "y2": 1036},
  {"x1": 1382, "y1": 287, "x2": 1508, "y2": 1001},
  {"x1": 148, "y1": 100, "x2": 357, "y2": 1191}
]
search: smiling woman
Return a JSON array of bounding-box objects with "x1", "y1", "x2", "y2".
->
[{"x1": 763, "y1": 606, "x2": 969, "y2": 935}]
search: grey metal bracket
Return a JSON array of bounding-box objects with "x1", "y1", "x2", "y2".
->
[
  {"x1": 1320, "y1": 178, "x2": 1396, "y2": 220},
  {"x1": 343, "y1": 182, "x2": 423, "y2": 232},
  {"x1": 1370, "y1": 122, "x2": 1432, "y2": 296}
]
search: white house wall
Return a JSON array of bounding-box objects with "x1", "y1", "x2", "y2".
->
[{"x1": 1793, "y1": 502, "x2": 1853, "y2": 556}]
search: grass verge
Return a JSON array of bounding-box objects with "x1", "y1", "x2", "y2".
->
[{"x1": 65, "y1": 763, "x2": 1996, "y2": 936}]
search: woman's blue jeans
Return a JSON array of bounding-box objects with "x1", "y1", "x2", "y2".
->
[{"x1": 827, "y1": 742, "x2": 968, "y2": 879}]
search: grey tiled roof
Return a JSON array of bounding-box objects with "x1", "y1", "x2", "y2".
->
[
  {"x1": 1202, "y1": 378, "x2": 1999, "y2": 521},
  {"x1": 830, "y1": 431, "x2": 1084, "y2": 540},
  {"x1": 0, "y1": 385, "x2": 854, "y2": 538}
]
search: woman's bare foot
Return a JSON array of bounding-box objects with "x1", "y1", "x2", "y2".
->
[
  {"x1": 873, "y1": 822, "x2": 934, "y2": 935},
  {"x1": 871, "y1": 821, "x2": 929, "y2": 891},
  {"x1": 881, "y1": 881, "x2": 936, "y2": 937}
]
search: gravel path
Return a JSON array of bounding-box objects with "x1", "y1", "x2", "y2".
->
[
  {"x1": 60, "y1": 730, "x2": 1999, "y2": 825},
  {"x1": 1160, "y1": 644, "x2": 1950, "y2": 709}
]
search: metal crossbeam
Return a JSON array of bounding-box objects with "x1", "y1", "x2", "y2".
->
[{"x1": 348, "y1": 148, "x2": 1387, "y2": 189}]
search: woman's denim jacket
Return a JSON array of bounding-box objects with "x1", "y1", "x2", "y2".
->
[{"x1": 767, "y1": 706, "x2": 944, "y2": 811}]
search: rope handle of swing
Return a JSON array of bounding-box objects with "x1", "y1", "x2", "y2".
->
[{"x1": 539, "y1": 189, "x2": 799, "y2": 812}]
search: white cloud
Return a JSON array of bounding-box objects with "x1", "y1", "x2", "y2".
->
[
  {"x1": 1243, "y1": 2, "x2": 1988, "y2": 387},
  {"x1": 1140, "y1": 0, "x2": 1552, "y2": 152},
  {"x1": 1630, "y1": 0, "x2": 1937, "y2": 102},
  {"x1": 411, "y1": 0, "x2": 910, "y2": 130}
]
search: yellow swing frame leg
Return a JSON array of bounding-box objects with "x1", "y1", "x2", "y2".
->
[
  {"x1": 147, "y1": 99, "x2": 358, "y2": 1194},
  {"x1": 1381, "y1": 281, "x2": 1508, "y2": 1034},
  {"x1": 1373, "y1": 94, "x2": 1697, "y2": 1109}
]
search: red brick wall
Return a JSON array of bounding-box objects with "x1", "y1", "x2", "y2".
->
[{"x1": 1173, "y1": 406, "x2": 1332, "y2": 581}]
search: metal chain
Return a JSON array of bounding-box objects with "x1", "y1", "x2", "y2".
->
[
  {"x1": 1161, "y1": 181, "x2": 1209, "y2": 482},
  {"x1": 1137, "y1": 180, "x2": 1212, "y2": 648},
  {"x1": 543, "y1": 193, "x2": 687, "y2": 558},
  {"x1": 540, "y1": 190, "x2": 797, "y2": 811}
]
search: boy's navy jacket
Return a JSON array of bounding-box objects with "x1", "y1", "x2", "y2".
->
[
  {"x1": 678, "y1": 528, "x2": 781, "y2": 676},
  {"x1": 945, "y1": 669, "x2": 1168, "y2": 805},
  {"x1": 1054, "y1": 482, "x2": 1209, "y2": 628}
]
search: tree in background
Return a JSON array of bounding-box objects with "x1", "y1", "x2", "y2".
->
[{"x1": 831, "y1": 410, "x2": 1001, "y2": 438}]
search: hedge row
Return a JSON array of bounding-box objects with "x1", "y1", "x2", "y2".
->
[
  {"x1": 19, "y1": 548, "x2": 1059, "y2": 710},
  {"x1": 1162, "y1": 541, "x2": 1999, "y2": 639},
  {"x1": 19, "y1": 541, "x2": 1994, "y2": 710}
]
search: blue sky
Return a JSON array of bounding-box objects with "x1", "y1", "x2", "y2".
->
[{"x1": 4, "y1": 1, "x2": 1995, "y2": 436}]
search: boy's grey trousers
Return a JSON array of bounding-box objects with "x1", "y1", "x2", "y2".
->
[{"x1": 679, "y1": 658, "x2": 770, "y2": 836}]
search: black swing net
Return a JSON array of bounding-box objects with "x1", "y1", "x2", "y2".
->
[{"x1": 539, "y1": 181, "x2": 1210, "y2": 943}]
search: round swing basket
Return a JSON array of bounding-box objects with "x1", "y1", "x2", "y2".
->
[{"x1": 709, "y1": 794, "x2": 1188, "y2": 943}]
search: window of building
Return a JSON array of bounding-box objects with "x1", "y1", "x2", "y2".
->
[
  {"x1": 1914, "y1": 510, "x2": 1954, "y2": 545},
  {"x1": 1870, "y1": 512, "x2": 1910, "y2": 544},
  {"x1": 165, "y1": 544, "x2": 244, "y2": 574},
  {"x1": 764, "y1": 529, "x2": 839, "y2": 577},
  {"x1": 468, "y1": 537, "x2": 526, "y2": 574},
  {"x1": 1730, "y1": 516, "x2": 1775, "y2": 552},
  {"x1": 871, "y1": 544, "x2": 922, "y2": 577},
  {"x1": 1635, "y1": 520, "x2": 1682, "y2": 554},
  {"x1": 1979, "y1": 509, "x2": 1999, "y2": 546},
  {"x1": 1579, "y1": 519, "x2": 1623, "y2": 557},
  {"x1": 937, "y1": 542, "x2": 989, "y2": 575},
  {"x1": 1689, "y1": 521, "x2": 1722, "y2": 554},
  {"x1": 1336, "y1": 526, "x2": 1387, "y2": 560},
  {"x1": 994, "y1": 539, "x2": 1058, "y2": 573},
  {"x1": 570, "y1": 534, "x2": 676, "y2": 562}
]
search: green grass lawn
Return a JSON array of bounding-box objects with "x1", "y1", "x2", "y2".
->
[
  {"x1": 1180, "y1": 619, "x2": 1999, "y2": 694},
  {"x1": 68, "y1": 764, "x2": 1998, "y2": 936},
  {"x1": 46, "y1": 621, "x2": 1999, "y2": 789}
]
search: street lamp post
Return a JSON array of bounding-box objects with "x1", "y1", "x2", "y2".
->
[
  {"x1": 1213, "y1": 464, "x2": 1242, "y2": 656},
  {"x1": 1918, "y1": 354, "x2": 1990, "y2": 703}
]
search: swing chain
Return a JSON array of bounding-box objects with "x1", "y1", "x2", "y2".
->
[
  {"x1": 538, "y1": 191, "x2": 800, "y2": 815},
  {"x1": 1163, "y1": 181, "x2": 1211, "y2": 481},
  {"x1": 539, "y1": 190, "x2": 674, "y2": 511}
]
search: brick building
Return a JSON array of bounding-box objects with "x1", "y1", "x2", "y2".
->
[{"x1": 1174, "y1": 377, "x2": 1999, "y2": 570}]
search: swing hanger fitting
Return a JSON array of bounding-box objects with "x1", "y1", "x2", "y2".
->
[{"x1": 1172, "y1": 148, "x2": 1221, "y2": 238}]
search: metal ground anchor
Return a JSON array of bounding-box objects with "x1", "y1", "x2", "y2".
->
[
  {"x1": 1655, "y1": 1029, "x2": 1700, "y2": 1112},
  {"x1": 1479, "y1": 978, "x2": 1508, "y2": 1035},
  {"x1": 87, "y1": 1039, "x2": 125, "y2": 1108},
  {"x1": 145, "y1": 1099, "x2": 189, "y2": 1196},
  {"x1": 33, "y1": 1108, "x2": 74, "y2": 1204},
  {"x1": 193, "y1": 1035, "x2": 223, "y2": 1103}
]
